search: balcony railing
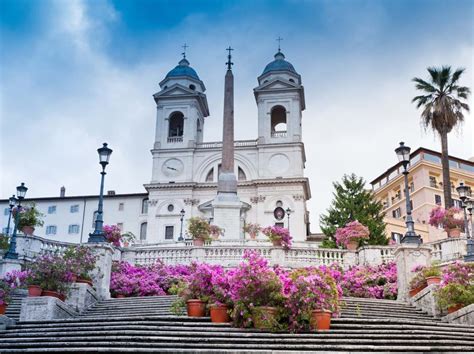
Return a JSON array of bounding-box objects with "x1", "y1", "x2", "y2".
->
[
  {"x1": 167, "y1": 136, "x2": 183, "y2": 143},
  {"x1": 271, "y1": 131, "x2": 287, "y2": 138}
]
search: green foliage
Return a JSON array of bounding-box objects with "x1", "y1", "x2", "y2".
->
[
  {"x1": 187, "y1": 217, "x2": 211, "y2": 241},
  {"x1": 320, "y1": 174, "x2": 387, "y2": 248},
  {"x1": 0, "y1": 234, "x2": 9, "y2": 250},
  {"x1": 435, "y1": 284, "x2": 474, "y2": 310},
  {"x1": 17, "y1": 203, "x2": 44, "y2": 229}
]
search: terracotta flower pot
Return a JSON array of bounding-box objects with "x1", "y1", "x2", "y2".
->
[
  {"x1": 252, "y1": 306, "x2": 278, "y2": 329},
  {"x1": 76, "y1": 278, "x2": 93, "y2": 286},
  {"x1": 42, "y1": 290, "x2": 65, "y2": 301},
  {"x1": 28, "y1": 285, "x2": 42, "y2": 297},
  {"x1": 193, "y1": 239, "x2": 204, "y2": 246},
  {"x1": 272, "y1": 239, "x2": 282, "y2": 247},
  {"x1": 426, "y1": 276, "x2": 441, "y2": 286},
  {"x1": 346, "y1": 240, "x2": 359, "y2": 251},
  {"x1": 249, "y1": 232, "x2": 257, "y2": 240},
  {"x1": 409, "y1": 284, "x2": 426, "y2": 297},
  {"x1": 116, "y1": 294, "x2": 125, "y2": 298},
  {"x1": 0, "y1": 303, "x2": 7, "y2": 315},
  {"x1": 448, "y1": 228, "x2": 461, "y2": 238},
  {"x1": 186, "y1": 299, "x2": 206, "y2": 317},
  {"x1": 311, "y1": 309, "x2": 332, "y2": 331},
  {"x1": 448, "y1": 304, "x2": 464, "y2": 314},
  {"x1": 21, "y1": 226, "x2": 35, "y2": 235},
  {"x1": 210, "y1": 304, "x2": 230, "y2": 323}
]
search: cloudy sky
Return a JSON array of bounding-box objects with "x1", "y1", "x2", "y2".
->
[{"x1": 1, "y1": 0, "x2": 473, "y2": 232}]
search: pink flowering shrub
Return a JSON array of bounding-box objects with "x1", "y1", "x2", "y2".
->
[
  {"x1": 0, "y1": 270, "x2": 29, "y2": 305},
  {"x1": 261, "y1": 226, "x2": 292, "y2": 250},
  {"x1": 228, "y1": 250, "x2": 285, "y2": 328},
  {"x1": 435, "y1": 261, "x2": 474, "y2": 311},
  {"x1": 335, "y1": 221, "x2": 370, "y2": 248},
  {"x1": 285, "y1": 268, "x2": 342, "y2": 332},
  {"x1": 338, "y1": 262, "x2": 397, "y2": 299},
  {"x1": 428, "y1": 206, "x2": 464, "y2": 232}
]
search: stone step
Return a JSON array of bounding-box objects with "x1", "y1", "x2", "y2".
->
[
  {"x1": 2, "y1": 328, "x2": 473, "y2": 341},
  {"x1": 1, "y1": 340, "x2": 473, "y2": 352},
  {"x1": 339, "y1": 310, "x2": 437, "y2": 321}
]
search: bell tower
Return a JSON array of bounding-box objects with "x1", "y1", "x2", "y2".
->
[{"x1": 254, "y1": 50, "x2": 305, "y2": 144}]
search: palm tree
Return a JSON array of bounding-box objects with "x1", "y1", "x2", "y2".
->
[{"x1": 412, "y1": 66, "x2": 470, "y2": 207}]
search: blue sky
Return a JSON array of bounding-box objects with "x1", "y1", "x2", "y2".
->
[{"x1": 1, "y1": 0, "x2": 473, "y2": 232}]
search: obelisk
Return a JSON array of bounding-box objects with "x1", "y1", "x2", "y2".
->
[{"x1": 212, "y1": 47, "x2": 242, "y2": 240}]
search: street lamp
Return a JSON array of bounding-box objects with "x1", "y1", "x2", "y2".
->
[
  {"x1": 456, "y1": 182, "x2": 471, "y2": 237},
  {"x1": 178, "y1": 208, "x2": 185, "y2": 242},
  {"x1": 286, "y1": 207, "x2": 292, "y2": 232},
  {"x1": 395, "y1": 142, "x2": 421, "y2": 244},
  {"x1": 88, "y1": 143, "x2": 113, "y2": 243},
  {"x1": 4, "y1": 183, "x2": 28, "y2": 259},
  {"x1": 5, "y1": 195, "x2": 17, "y2": 236},
  {"x1": 466, "y1": 199, "x2": 474, "y2": 238}
]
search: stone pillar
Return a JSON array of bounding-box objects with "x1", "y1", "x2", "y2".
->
[
  {"x1": 86, "y1": 243, "x2": 114, "y2": 300},
  {"x1": 395, "y1": 244, "x2": 432, "y2": 301},
  {"x1": 0, "y1": 259, "x2": 22, "y2": 277},
  {"x1": 65, "y1": 283, "x2": 99, "y2": 313}
]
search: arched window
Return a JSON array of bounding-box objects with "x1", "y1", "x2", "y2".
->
[
  {"x1": 206, "y1": 168, "x2": 214, "y2": 182},
  {"x1": 168, "y1": 112, "x2": 184, "y2": 137},
  {"x1": 140, "y1": 222, "x2": 147, "y2": 241},
  {"x1": 141, "y1": 198, "x2": 149, "y2": 214},
  {"x1": 238, "y1": 167, "x2": 247, "y2": 181},
  {"x1": 270, "y1": 105, "x2": 287, "y2": 137}
]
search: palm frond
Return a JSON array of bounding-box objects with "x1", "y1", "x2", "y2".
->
[
  {"x1": 412, "y1": 77, "x2": 436, "y2": 93},
  {"x1": 451, "y1": 68, "x2": 465, "y2": 85}
]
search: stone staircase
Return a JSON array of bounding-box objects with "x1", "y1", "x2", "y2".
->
[
  {"x1": 1, "y1": 295, "x2": 473, "y2": 352},
  {"x1": 4, "y1": 291, "x2": 27, "y2": 321}
]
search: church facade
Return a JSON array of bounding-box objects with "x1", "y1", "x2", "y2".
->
[
  {"x1": 145, "y1": 51, "x2": 311, "y2": 243},
  {"x1": 0, "y1": 51, "x2": 312, "y2": 244}
]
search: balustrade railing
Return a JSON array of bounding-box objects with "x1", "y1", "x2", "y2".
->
[{"x1": 196, "y1": 140, "x2": 258, "y2": 149}]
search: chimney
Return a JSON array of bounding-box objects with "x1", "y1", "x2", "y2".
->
[
  {"x1": 60, "y1": 186, "x2": 66, "y2": 198},
  {"x1": 107, "y1": 190, "x2": 116, "y2": 196}
]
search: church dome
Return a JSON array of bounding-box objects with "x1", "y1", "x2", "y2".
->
[
  {"x1": 262, "y1": 51, "x2": 297, "y2": 75},
  {"x1": 165, "y1": 58, "x2": 200, "y2": 80}
]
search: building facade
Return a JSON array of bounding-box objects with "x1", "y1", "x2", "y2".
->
[
  {"x1": 1, "y1": 51, "x2": 312, "y2": 244},
  {"x1": 370, "y1": 147, "x2": 474, "y2": 243}
]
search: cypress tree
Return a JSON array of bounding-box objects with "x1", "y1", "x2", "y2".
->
[{"x1": 320, "y1": 173, "x2": 387, "y2": 248}]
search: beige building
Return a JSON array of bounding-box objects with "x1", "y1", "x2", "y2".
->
[{"x1": 370, "y1": 148, "x2": 474, "y2": 243}]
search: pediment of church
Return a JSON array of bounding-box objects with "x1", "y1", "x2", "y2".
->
[
  {"x1": 154, "y1": 83, "x2": 198, "y2": 97},
  {"x1": 254, "y1": 78, "x2": 299, "y2": 91}
]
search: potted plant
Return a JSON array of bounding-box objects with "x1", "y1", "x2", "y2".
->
[
  {"x1": 63, "y1": 246, "x2": 98, "y2": 286},
  {"x1": 286, "y1": 268, "x2": 341, "y2": 332},
  {"x1": 209, "y1": 225, "x2": 223, "y2": 240},
  {"x1": 422, "y1": 263, "x2": 442, "y2": 286},
  {"x1": 243, "y1": 223, "x2": 261, "y2": 240},
  {"x1": 435, "y1": 261, "x2": 474, "y2": 313},
  {"x1": 187, "y1": 217, "x2": 211, "y2": 246},
  {"x1": 209, "y1": 269, "x2": 232, "y2": 323},
  {"x1": 30, "y1": 254, "x2": 72, "y2": 301},
  {"x1": 0, "y1": 233, "x2": 9, "y2": 251},
  {"x1": 173, "y1": 262, "x2": 218, "y2": 317},
  {"x1": 103, "y1": 225, "x2": 135, "y2": 247},
  {"x1": 25, "y1": 270, "x2": 42, "y2": 296},
  {"x1": 0, "y1": 280, "x2": 11, "y2": 315},
  {"x1": 335, "y1": 220, "x2": 370, "y2": 251},
  {"x1": 121, "y1": 232, "x2": 136, "y2": 247},
  {"x1": 16, "y1": 203, "x2": 44, "y2": 235},
  {"x1": 261, "y1": 226, "x2": 292, "y2": 250},
  {"x1": 429, "y1": 206, "x2": 464, "y2": 237},
  {"x1": 229, "y1": 250, "x2": 285, "y2": 330},
  {"x1": 409, "y1": 265, "x2": 427, "y2": 297}
]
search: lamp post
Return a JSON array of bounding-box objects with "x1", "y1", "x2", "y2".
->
[
  {"x1": 88, "y1": 143, "x2": 113, "y2": 243},
  {"x1": 456, "y1": 182, "x2": 471, "y2": 237},
  {"x1": 178, "y1": 208, "x2": 185, "y2": 242},
  {"x1": 395, "y1": 142, "x2": 421, "y2": 244},
  {"x1": 4, "y1": 183, "x2": 28, "y2": 259},
  {"x1": 286, "y1": 207, "x2": 292, "y2": 232},
  {"x1": 5, "y1": 195, "x2": 17, "y2": 236},
  {"x1": 466, "y1": 199, "x2": 474, "y2": 239}
]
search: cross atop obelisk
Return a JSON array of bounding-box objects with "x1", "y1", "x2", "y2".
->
[{"x1": 212, "y1": 47, "x2": 241, "y2": 240}]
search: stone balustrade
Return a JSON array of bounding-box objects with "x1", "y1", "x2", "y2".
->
[{"x1": 2, "y1": 234, "x2": 469, "y2": 272}]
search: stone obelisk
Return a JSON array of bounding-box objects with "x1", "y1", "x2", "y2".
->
[{"x1": 212, "y1": 47, "x2": 242, "y2": 240}]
